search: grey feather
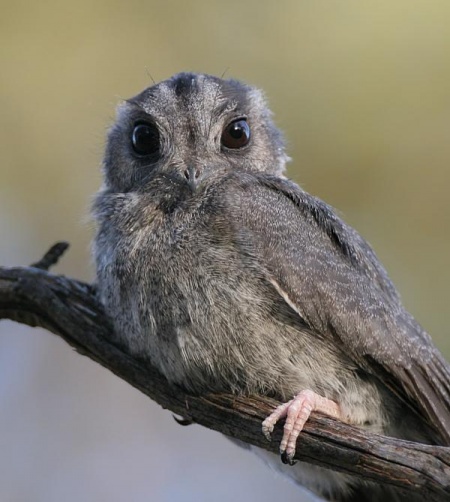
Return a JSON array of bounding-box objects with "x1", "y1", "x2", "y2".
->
[{"x1": 92, "y1": 72, "x2": 450, "y2": 501}]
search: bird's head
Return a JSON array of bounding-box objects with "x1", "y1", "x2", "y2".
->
[{"x1": 103, "y1": 72, "x2": 289, "y2": 193}]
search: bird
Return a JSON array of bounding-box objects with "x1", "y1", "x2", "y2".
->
[{"x1": 92, "y1": 72, "x2": 450, "y2": 501}]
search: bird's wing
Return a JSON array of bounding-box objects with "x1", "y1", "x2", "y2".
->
[{"x1": 223, "y1": 173, "x2": 450, "y2": 444}]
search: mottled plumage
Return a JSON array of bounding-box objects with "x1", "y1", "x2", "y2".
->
[{"x1": 93, "y1": 73, "x2": 450, "y2": 501}]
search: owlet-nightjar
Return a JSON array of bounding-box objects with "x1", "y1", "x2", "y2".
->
[{"x1": 93, "y1": 73, "x2": 450, "y2": 502}]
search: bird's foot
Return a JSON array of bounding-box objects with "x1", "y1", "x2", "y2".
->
[{"x1": 262, "y1": 389, "x2": 341, "y2": 465}]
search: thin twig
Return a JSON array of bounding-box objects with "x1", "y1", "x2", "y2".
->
[{"x1": 30, "y1": 241, "x2": 70, "y2": 270}]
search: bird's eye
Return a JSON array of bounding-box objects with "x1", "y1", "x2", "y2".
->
[
  {"x1": 131, "y1": 122, "x2": 160, "y2": 156},
  {"x1": 221, "y1": 119, "x2": 250, "y2": 149}
]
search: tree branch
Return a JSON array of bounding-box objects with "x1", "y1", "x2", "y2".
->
[{"x1": 1, "y1": 244, "x2": 450, "y2": 499}]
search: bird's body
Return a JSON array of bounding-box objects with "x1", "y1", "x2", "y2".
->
[{"x1": 93, "y1": 73, "x2": 450, "y2": 501}]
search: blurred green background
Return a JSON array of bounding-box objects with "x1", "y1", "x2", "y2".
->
[{"x1": 1, "y1": 1, "x2": 449, "y2": 501}]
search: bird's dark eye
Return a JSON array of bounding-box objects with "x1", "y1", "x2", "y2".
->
[
  {"x1": 221, "y1": 119, "x2": 250, "y2": 149},
  {"x1": 131, "y1": 122, "x2": 160, "y2": 156}
]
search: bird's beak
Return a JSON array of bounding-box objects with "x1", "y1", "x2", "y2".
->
[{"x1": 183, "y1": 165, "x2": 203, "y2": 189}]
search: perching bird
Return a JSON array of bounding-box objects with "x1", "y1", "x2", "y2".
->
[{"x1": 92, "y1": 72, "x2": 450, "y2": 501}]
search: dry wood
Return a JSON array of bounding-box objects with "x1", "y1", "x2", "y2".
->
[{"x1": 1, "y1": 243, "x2": 450, "y2": 499}]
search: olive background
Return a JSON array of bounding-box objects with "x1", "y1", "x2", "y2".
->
[{"x1": 1, "y1": 2, "x2": 450, "y2": 501}]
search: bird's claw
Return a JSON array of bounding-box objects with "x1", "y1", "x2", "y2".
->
[
  {"x1": 261, "y1": 389, "x2": 341, "y2": 464},
  {"x1": 281, "y1": 450, "x2": 297, "y2": 465}
]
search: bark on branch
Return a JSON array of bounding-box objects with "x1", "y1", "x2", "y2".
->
[{"x1": 1, "y1": 243, "x2": 450, "y2": 499}]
